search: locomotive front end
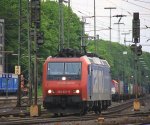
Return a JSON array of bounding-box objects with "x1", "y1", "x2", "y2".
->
[{"x1": 42, "y1": 57, "x2": 88, "y2": 113}]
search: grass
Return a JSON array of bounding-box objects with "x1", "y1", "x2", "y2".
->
[{"x1": 38, "y1": 85, "x2": 42, "y2": 96}]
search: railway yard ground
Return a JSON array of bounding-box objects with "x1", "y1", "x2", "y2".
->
[{"x1": 0, "y1": 95, "x2": 150, "y2": 125}]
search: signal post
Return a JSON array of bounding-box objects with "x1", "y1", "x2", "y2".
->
[
  {"x1": 30, "y1": 0, "x2": 43, "y2": 117},
  {"x1": 15, "y1": 65, "x2": 21, "y2": 107},
  {"x1": 130, "y1": 12, "x2": 142, "y2": 111}
]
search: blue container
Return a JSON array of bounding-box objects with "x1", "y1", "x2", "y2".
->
[
  {"x1": 0, "y1": 73, "x2": 18, "y2": 93},
  {"x1": 124, "y1": 84, "x2": 128, "y2": 94},
  {"x1": 0, "y1": 77, "x2": 2, "y2": 92}
]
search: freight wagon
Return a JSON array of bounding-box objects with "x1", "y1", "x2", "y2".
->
[{"x1": 111, "y1": 80, "x2": 146, "y2": 101}]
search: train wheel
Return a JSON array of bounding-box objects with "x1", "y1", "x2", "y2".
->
[
  {"x1": 94, "y1": 101, "x2": 99, "y2": 114},
  {"x1": 80, "y1": 109, "x2": 86, "y2": 115},
  {"x1": 109, "y1": 100, "x2": 111, "y2": 106},
  {"x1": 103, "y1": 101, "x2": 106, "y2": 110},
  {"x1": 81, "y1": 105, "x2": 88, "y2": 115},
  {"x1": 53, "y1": 113, "x2": 58, "y2": 117},
  {"x1": 60, "y1": 113, "x2": 63, "y2": 117},
  {"x1": 94, "y1": 108, "x2": 98, "y2": 114},
  {"x1": 102, "y1": 101, "x2": 107, "y2": 110},
  {"x1": 80, "y1": 102, "x2": 87, "y2": 115},
  {"x1": 98, "y1": 101, "x2": 101, "y2": 114}
]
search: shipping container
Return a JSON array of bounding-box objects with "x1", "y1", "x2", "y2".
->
[
  {"x1": 111, "y1": 80, "x2": 119, "y2": 94},
  {"x1": 124, "y1": 84, "x2": 128, "y2": 94},
  {"x1": 128, "y1": 84, "x2": 133, "y2": 95},
  {"x1": 0, "y1": 73, "x2": 18, "y2": 93},
  {"x1": 133, "y1": 84, "x2": 138, "y2": 95},
  {"x1": 119, "y1": 81, "x2": 124, "y2": 95}
]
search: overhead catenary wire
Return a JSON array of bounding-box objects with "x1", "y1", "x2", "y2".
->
[
  {"x1": 70, "y1": 0, "x2": 150, "y2": 51},
  {"x1": 107, "y1": 0, "x2": 150, "y2": 41},
  {"x1": 132, "y1": 0, "x2": 150, "y2": 3},
  {"x1": 121, "y1": 0, "x2": 150, "y2": 11}
]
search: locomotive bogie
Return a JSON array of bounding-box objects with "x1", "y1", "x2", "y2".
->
[{"x1": 43, "y1": 95, "x2": 82, "y2": 113}]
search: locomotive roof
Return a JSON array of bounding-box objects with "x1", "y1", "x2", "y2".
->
[
  {"x1": 86, "y1": 56, "x2": 110, "y2": 67},
  {"x1": 45, "y1": 48, "x2": 110, "y2": 67},
  {"x1": 45, "y1": 55, "x2": 110, "y2": 67}
]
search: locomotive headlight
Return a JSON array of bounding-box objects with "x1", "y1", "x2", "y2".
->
[
  {"x1": 75, "y1": 90, "x2": 80, "y2": 94},
  {"x1": 48, "y1": 89, "x2": 53, "y2": 94},
  {"x1": 73, "y1": 89, "x2": 80, "y2": 94},
  {"x1": 48, "y1": 90, "x2": 52, "y2": 94},
  {"x1": 62, "y1": 76, "x2": 66, "y2": 81}
]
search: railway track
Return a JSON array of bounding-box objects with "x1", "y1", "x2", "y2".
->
[
  {"x1": 0, "y1": 96, "x2": 149, "y2": 125},
  {"x1": 0, "y1": 96, "x2": 42, "y2": 108},
  {"x1": 0, "y1": 113, "x2": 98, "y2": 125},
  {"x1": 0, "y1": 111, "x2": 150, "y2": 125}
]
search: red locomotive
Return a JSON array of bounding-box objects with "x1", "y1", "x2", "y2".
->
[{"x1": 42, "y1": 49, "x2": 111, "y2": 114}]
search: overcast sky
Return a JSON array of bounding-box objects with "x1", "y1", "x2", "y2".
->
[{"x1": 68, "y1": 0, "x2": 150, "y2": 52}]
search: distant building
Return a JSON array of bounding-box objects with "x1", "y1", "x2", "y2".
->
[{"x1": 0, "y1": 19, "x2": 5, "y2": 73}]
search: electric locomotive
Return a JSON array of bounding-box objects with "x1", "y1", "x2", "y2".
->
[{"x1": 42, "y1": 49, "x2": 111, "y2": 114}]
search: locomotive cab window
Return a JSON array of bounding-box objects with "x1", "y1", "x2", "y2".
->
[
  {"x1": 47, "y1": 62, "x2": 81, "y2": 80},
  {"x1": 48, "y1": 62, "x2": 64, "y2": 75},
  {"x1": 65, "y1": 63, "x2": 81, "y2": 75}
]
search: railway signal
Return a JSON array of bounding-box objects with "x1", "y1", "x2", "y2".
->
[
  {"x1": 30, "y1": 0, "x2": 42, "y2": 117},
  {"x1": 31, "y1": 0, "x2": 41, "y2": 28},
  {"x1": 137, "y1": 45, "x2": 142, "y2": 56},
  {"x1": 130, "y1": 44, "x2": 142, "y2": 56},
  {"x1": 130, "y1": 44, "x2": 136, "y2": 52},
  {"x1": 37, "y1": 31, "x2": 44, "y2": 45},
  {"x1": 132, "y1": 12, "x2": 141, "y2": 111},
  {"x1": 132, "y1": 12, "x2": 140, "y2": 43},
  {"x1": 30, "y1": 30, "x2": 44, "y2": 45}
]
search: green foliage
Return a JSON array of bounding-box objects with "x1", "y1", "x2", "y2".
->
[
  {"x1": 40, "y1": 1, "x2": 82, "y2": 58},
  {"x1": 1, "y1": 0, "x2": 82, "y2": 75},
  {"x1": 88, "y1": 39, "x2": 150, "y2": 85},
  {"x1": 38, "y1": 85, "x2": 42, "y2": 96},
  {"x1": 0, "y1": 0, "x2": 150, "y2": 87},
  {"x1": 0, "y1": 0, "x2": 21, "y2": 51}
]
